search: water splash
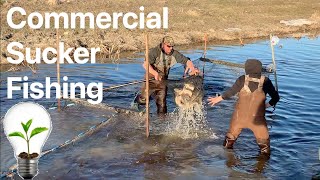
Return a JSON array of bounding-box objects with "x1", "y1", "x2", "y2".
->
[{"x1": 165, "y1": 103, "x2": 217, "y2": 139}]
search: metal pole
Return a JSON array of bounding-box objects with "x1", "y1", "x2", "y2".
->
[
  {"x1": 56, "y1": 28, "x2": 61, "y2": 111},
  {"x1": 145, "y1": 33, "x2": 150, "y2": 137},
  {"x1": 270, "y1": 34, "x2": 278, "y2": 91}
]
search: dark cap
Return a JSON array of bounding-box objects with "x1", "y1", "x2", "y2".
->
[
  {"x1": 162, "y1": 36, "x2": 175, "y2": 46},
  {"x1": 245, "y1": 59, "x2": 262, "y2": 76}
]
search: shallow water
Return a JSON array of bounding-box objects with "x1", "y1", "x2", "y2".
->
[{"x1": 1, "y1": 37, "x2": 320, "y2": 179}]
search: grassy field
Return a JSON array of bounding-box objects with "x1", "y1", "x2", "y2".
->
[{"x1": 1, "y1": 0, "x2": 319, "y2": 64}]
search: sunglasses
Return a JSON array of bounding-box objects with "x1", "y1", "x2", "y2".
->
[{"x1": 165, "y1": 44, "x2": 174, "y2": 48}]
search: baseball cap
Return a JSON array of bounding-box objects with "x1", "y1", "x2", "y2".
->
[{"x1": 162, "y1": 36, "x2": 175, "y2": 47}]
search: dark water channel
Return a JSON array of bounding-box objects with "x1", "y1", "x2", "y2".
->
[{"x1": 1, "y1": 37, "x2": 319, "y2": 179}]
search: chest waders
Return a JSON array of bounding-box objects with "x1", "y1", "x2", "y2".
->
[
  {"x1": 140, "y1": 51, "x2": 173, "y2": 115},
  {"x1": 223, "y1": 75, "x2": 270, "y2": 154}
]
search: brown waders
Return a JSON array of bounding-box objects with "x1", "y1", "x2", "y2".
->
[
  {"x1": 138, "y1": 51, "x2": 174, "y2": 115},
  {"x1": 224, "y1": 75, "x2": 270, "y2": 154},
  {"x1": 140, "y1": 76, "x2": 168, "y2": 114}
]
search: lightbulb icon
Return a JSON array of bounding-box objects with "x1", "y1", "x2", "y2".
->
[{"x1": 3, "y1": 102, "x2": 52, "y2": 179}]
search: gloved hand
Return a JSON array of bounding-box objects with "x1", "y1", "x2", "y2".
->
[
  {"x1": 154, "y1": 72, "x2": 163, "y2": 81},
  {"x1": 184, "y1": 66, "x2": 200, "y2": 76}
]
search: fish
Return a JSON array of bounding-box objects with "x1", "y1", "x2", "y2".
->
[{"x1": 174, "y1": 75, "x2": 204, "y2": 108}]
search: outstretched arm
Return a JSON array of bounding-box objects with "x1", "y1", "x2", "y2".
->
[
  {"x1": 184, "y1": 60, "x2": 200, "y2": 75},
  {"x1": 172, "y1": 50, "x2": 199, "y2": 76},
  {"x1": 207, "y1": 96, "x2": 224, "y2": 106},
  {"x1": 207, "y1": 76, "x2": 243, "y2": 106}
]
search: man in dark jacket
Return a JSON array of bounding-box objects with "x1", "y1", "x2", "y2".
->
[
  {"x1": 137, "y1": 36, "x2": 199, "y2": 115},
  {"x1": 207, "y1": 59, "x2": 280, "y2": 155}
]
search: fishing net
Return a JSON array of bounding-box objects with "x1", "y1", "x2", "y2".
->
[{"x1": 3, "y1": 57, "x2": 256, "y2": 178}]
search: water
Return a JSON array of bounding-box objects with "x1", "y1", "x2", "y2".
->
[
  {"x1": 164, "y1": 103, "x2": 216, "y2": 140},
  {"x1": 1, "y1": 37, "x2": 319, "y2": 179}
]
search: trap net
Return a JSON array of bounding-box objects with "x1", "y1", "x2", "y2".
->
[{"x1": 1, "y1": 58, "x2": 219, "y2": 178}]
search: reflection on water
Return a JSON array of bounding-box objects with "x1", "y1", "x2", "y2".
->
[{"x1": 1, "y1": 37, "x2": 320, "y2": 179}]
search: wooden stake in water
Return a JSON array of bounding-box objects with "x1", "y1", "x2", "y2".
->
[
  {"x1": 270, "y1": 34, "x2": 279, "y2": 91},
  {"x1": 145, "y1": 34, "x2": 150, "y2": 137},
  {"x1": 202, "y1": 34, "x2": 208, "y2": 75},
  {"x1": 56, "y1": 28, "x2": 61, "y2": 111},
  {"x1": 204, "y1": 34, "x2": 207, "y2": 58}
]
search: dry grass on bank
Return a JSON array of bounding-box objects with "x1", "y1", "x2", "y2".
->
[{"x1": 1, "y1": 0, "x2": 320, "y2": 65}]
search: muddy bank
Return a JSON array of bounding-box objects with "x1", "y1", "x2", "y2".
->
[{"x1": 1, "y1": 0, "x2": 320, "y2": 64}]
